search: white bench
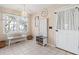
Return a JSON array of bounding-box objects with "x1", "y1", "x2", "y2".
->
[{"x1": 7, "y1": 33, "x2": 26, "y2": 46}]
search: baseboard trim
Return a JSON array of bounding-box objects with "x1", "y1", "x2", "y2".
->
[
  {"x1": 47, "y1": 43, "x2": 77, "y2": 55},
  {"x1": 56, "y1": 47, "x2": 77, "y2": 55},
  {"x1": 47, "y1": 43, "x2": 56, "y2": 48}
]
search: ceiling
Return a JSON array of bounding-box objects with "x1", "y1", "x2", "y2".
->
[{"x1": 0, "y1": 4, "x2": 70, "y2": 15}]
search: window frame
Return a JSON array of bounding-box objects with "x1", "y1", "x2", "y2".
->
[{"x1": 3, "y1": 14, "x2": 28, "y2": 34}]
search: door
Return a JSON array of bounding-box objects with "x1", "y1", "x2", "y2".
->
[
  {"x1": 39, "y1": 17, "x2": 48, "y2": 45},
  {"x1": 55, "y1": 8, "x2": 79, "y2": 54},
  {"x1": 39, "y1": 17, "x2": 48, "y2": 37}
]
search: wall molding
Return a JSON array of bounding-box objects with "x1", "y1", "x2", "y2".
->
[{"x1": 47, "y1": 43, "x2": 56, "y2": 48}]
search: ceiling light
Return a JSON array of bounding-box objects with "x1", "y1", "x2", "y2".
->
[{"x1": 21, "y1": 4, "x2": 27, "y2": 17}]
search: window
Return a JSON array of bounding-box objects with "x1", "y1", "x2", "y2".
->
[
  {"x1": 18, "y1": 16, "x2": 27, "y2": 33},
  {"x1": 3, "y1": 15, "x2": 17, "y2": 33},
  {"x1": 3, "y1": 14, "x2": 28, "y2": 34}
]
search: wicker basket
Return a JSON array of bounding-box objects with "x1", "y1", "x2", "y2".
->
[
  {"x1": 0, "y1": 41, "x2": 6, "y2": 48},
  {"x1": 27, "y1": 35, "x2": 33, "y2": 40}
]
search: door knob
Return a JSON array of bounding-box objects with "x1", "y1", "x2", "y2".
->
[{"x1": 56, "y1": 30, "x2": 58, "y2": 32}]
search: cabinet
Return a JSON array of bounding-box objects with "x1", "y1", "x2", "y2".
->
[{"x1": 36, "y1": 36, "x2": 47, "y2": 46}]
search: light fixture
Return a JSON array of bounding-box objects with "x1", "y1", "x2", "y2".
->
[
  {"x1": 41, "y1": 8, "x2": 48, "y2": 17},
  {"x1": 21, "y1": 4, "x2": 27, "y2": 17}
]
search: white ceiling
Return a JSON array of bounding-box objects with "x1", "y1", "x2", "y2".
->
[{"x1": 0, "y1": 4, "x2": 69, "y2": 14}]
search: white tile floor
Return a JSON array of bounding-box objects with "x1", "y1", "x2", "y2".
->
[{"x1": 0, "y1": 40, "x2": 73, "y2": 55}]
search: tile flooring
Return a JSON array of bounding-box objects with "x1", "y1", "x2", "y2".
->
[{"x1": 0, "y1": 40, "x2": 73, "y2": 55}]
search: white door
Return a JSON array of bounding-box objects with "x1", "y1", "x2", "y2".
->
[
  {"x1": 39, "y1": 17, "x2": 48, "y2": 45},
  {"x1": 55, "y1": 8, "x2": 79, "y2": 54},
  {"x1": 39, "y1": 18, "x2": 48, "y2": 37}
]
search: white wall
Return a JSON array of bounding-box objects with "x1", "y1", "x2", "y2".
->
[
  {"x1": 31, "y1": 4, "x2": 72, "y2": 47},
  {"x1": 31, "y1": 8, "x2": 56, "y2": 46}
]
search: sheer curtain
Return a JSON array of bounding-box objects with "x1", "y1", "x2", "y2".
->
[{"x1": 57, "y1": 7, "x2": 79, "y2": 31}]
